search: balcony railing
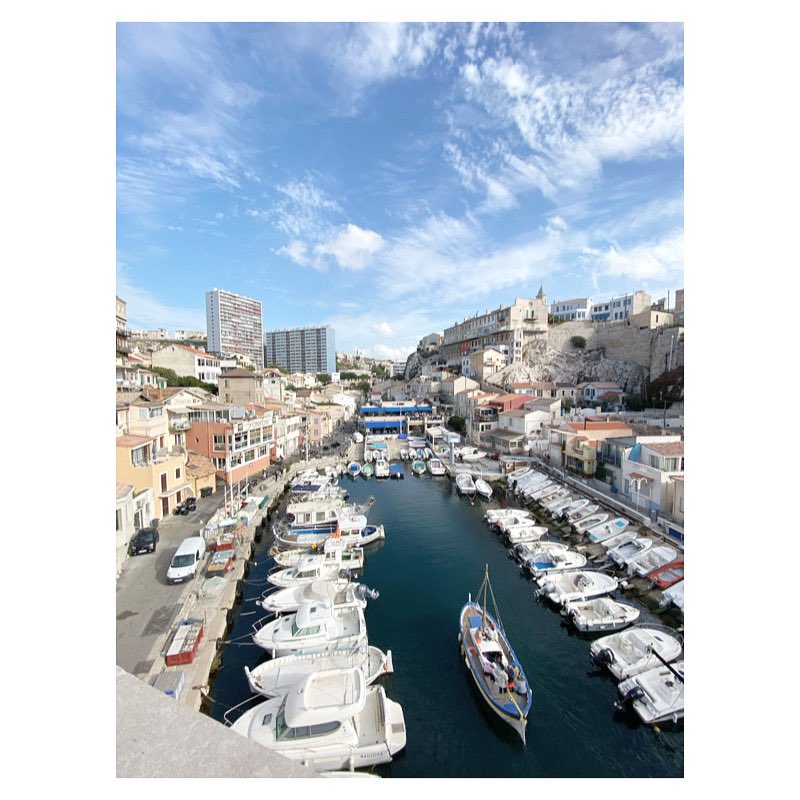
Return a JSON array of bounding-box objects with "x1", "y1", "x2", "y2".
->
[{"x1": 169, "y1": 420, "x2": 191, "y2": 431}]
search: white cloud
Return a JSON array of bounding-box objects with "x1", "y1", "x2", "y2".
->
[
  {"x1": 116, "y1": 266, "x2": 206, "y2": 331},
  {"x1": 314, "y1": 224, "x2": 385, "y2": 270},
  {"x1": 275, "y1": 240, "x2": 325, "y2": 272},
  {"x1": 584, "y1": 230, "x2": 684, "y2": 282}
]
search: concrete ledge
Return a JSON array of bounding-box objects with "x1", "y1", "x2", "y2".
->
[{"x1": 117, "y1": 666, "x2": 314, "y2": 778}]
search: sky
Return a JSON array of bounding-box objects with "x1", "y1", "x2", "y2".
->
[{"x1": 116, "y1": 21, "x2": 684, "y2": 361}]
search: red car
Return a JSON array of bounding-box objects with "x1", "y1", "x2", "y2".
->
[{"x1": 647, "y1": 559, "x2": 684, "y2": 589}]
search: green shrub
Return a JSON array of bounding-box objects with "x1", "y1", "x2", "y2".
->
[{"x1": 570, "y1": 335, "x2": 586, "y2": 349}]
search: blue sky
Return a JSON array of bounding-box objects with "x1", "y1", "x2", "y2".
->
[{"x1": 116, "y1": 21, "x2": 684, "y2": 360}]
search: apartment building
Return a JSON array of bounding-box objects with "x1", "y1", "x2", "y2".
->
[
  {"x1": 441, "y1": 291, "x2": 549, "y2": 368},
  {"x1": 590, "y1": 291, "x2": 651, "y2": 322},
  {"x1": 151, "y1": 344, "x2": 225, "y2": 385},
  {"x1": 550, "y1": 297, "x2": 592, "y2": 321},
  {"x1": 263, "y1": 324, "x2": 336, "y2": 374},
  {"x1": 206, "y1": 288, "x2": 264, "y2": 369}
]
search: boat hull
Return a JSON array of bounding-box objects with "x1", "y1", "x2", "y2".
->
[{"x1": 458, "y1": 602, "x2": 532, "y2": 744}]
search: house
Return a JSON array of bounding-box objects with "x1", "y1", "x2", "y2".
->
[
  {"x1": 578, "y1": 382, "x2": 625, "y2": 406},
  {"x1": 507, "y1": 381, "x2": 557, "y2": 398},
  {"x1": 546, "y1": 417, "x2": 633, "y2": 473},
  {"x1": 466, "y1": 348, "x2": 505, "y2": 381},
  {"x1": 116, "y1": 481, "x2": 156, "y2": 573},
  {"x1": 630, "y1": 308, "x2": 675, "y2": 329},
  {"x1": 151, "y1": 343, "x2": 225, "y2": 385},
  {"x1": 554, "y1": 382, "x2": 579, "y2": 403},
  {"x1": 218, "y1": 368, "x2": 264, "y2": 406},
  {"x1": 621, "y1": 438, "x2": 684, "y2": 517}
]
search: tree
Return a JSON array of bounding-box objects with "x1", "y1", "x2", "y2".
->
[
  {"x1": 570, "y1": 335, "x2": 586, "y2": 349},
  {"x1": 317, "y1": 373, "x2": 332, "y2": 385},
  {"x1": 149, "y1": 366, "x2": 217, "y2": 394},
  {"x1": 371, "y1": 364, "x2": 387, "y2": 380},
  {"x1": 595, "y1": 461, "x2": 607, "y2": 481},
  {"x1": 448, "y1": 415, "x2": 466, "y2": 435},
  {"x1": 356, "y1": 380, "x2": 372, "y2": 395}
]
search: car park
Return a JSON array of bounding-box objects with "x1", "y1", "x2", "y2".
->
[{"x1": 129, "y1": 527, "x2": 159, "y2": 555}]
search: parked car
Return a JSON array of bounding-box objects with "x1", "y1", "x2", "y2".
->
[
  {"x1": 185, "y1": 497, "x2": 197, "y2": 512},
  {"x1": 129, "y1": 527, "x2": 159, "y2": 555},
  {"x1": 173, "y1": 502, "x2": 190, "y2": 515}
]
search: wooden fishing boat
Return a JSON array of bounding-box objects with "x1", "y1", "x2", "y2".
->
[{"x1": 458, "y1": 565, "x2": 532, "y2": 744}]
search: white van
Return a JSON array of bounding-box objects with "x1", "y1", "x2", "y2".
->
[{"x1": 167, "y1": 536, "x2": 206, "y2": 583}]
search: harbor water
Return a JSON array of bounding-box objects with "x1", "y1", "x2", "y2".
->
[{"x1": 206, "y1": 472, "x2": 684, "y2": 778}]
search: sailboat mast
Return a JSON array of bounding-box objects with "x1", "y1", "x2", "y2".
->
[{"x1": 481, "y1": 563, "x2": 488, "y2": 628}]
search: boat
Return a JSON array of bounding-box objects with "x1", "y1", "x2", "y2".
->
[
  {"x1": 474, "y1": 478, "x2": 493, "y2": 499},
  {"x1": 282, "y1": 496, "x2": 347, "y2": 532},
  {"x1": 558, "y1": 498, "x2": 590, "y2": 519},
  {"x1": 427, "y1": 458, "x2": 447, "y2": 476},
  {"x1": 253, "y1": 599, "x2": 367, "y2": 657},
  {"x1": 507, "y1": 467, "x2": 533, "y2": 486},
  {"x1": 485, "y1": 508, "x2": 532, "y2": 524},
  {"x1": 513, "y1": 540, "x2": 568, "y2": 563},
  {"x1": 458, "y1": 565, "x2": 533, "y2": 743},
  {"x1": 389, "y1": 463, "x2": 405, "y2": 480},
  {"x1": 267, "y1": 549, "x2": 361, "y2": 588},
  {"x1": 244, "y1": 643, "x2": 394, "y2": 698},
  {"x1": 347, "y1": 462, "x2": 361, "y2": 479},
  {"x1": 564, "y1": 597, "x2": 641, "y2": 633},
  {"x1": 572, "y1": 513, "x2": 610, "y2": 534},
  {"x1": 616, "y1": 660, "x2": 685, "y2": 725},
  {"x1": 534, "y1": 486, "x2": 570, "y2": 508},
  {"x1": 273, "y1": 514, "x2": 383, "y2": 552},
  {"x1": 608, "y1": 537, "x2": 653, "y2": 569},
  {"x1": 417, "y1": 448, "x2": 428, "y2": 460},
  {"x1": 567, "y1": 503, "x2": 600, "y2": 524},
  {"x1": 364, "y1": 449, "x2": 374, "y2": 463},
  {"x1": 659, "y1": 580, "x2": 684, "y2": 611},
  {"x1": 520, "y1": 479, "x2": 553, "y2": 500},
  {"x1": 411, "y1": 459, "x2": 426, "y2": 475},
  {"x1": 455, "y1": 473, "x2": 477, "y2": 497},
  {"x1": 505, "y1": 525, "x2": 548, "y2": 545},
  {"x1": 261, "y1": 579, "x2": 380, "y2": 616},
  {"x1": 230, "y1": 667, "x2": 406, "y2": 771},
  {"x1": 543, "y1": 493, "x2": 575, "y2": 516},
  {"x1": 599, "y1": 530, "x2": 639, "y2": 552},
  {"x1": 515, "y1": 472, "x2": 548, "y2": 492},
  {"x1": 628, "y1": 544, "x2": 680, "y2": 577},
  {"x1": 459, "y1": 447, "x2": 487, "y2": 462},
  {"x1": 360, "y1": 462, "x2": 374, "y2": 480},
  {"x1": 272, "y1": 538, "x2": 365, "y2": 569},
  {"x1": 496, "y1": 516, "x2": 541, "y2": 535},
  {"x1": 647, "y1": 559, "x2": 684, "y2": 590},
  {"x1": 586, "y1": 517, "x2": 630, "y2": 543},
  {"x1": 425, "y1": 448, "x2": 435, "y2": 460},
  {"x1": 374, "y1": 459, "x2": 390, "y2": 479},
  {"x1": 522, "y1": 547, "x2": 587, "y2": 578},
  {"x1": 535, "y1": 570, "x2": 619, "y2": 605},
  {"x1": 400, "y1": 448, "x2": 409, "y2": 461},
  {"x1": 590, "y1": 626, "x2": 683, "y2": 680}
]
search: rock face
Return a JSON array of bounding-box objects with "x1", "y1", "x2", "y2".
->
[
  {"x1": 405, "y1": 351, "x2": 424, "y2": 381},
  {"x1": 486, "y1": 323, "x2": 684, "y2": 397}
]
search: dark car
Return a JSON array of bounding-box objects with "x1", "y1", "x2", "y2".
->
[
  {"x1": 185, "y1": 497, "x2": 197, "y2": 512},
  {"x1": 173, "y1": 501, "x2": 190, "y2": 515},
  {"x1": 129, "y1": 527, "x2": 159, "y2": 555}
]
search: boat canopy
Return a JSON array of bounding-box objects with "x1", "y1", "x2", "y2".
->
[{"x1": 285, "y1": 667, "x2": 367, "y2": 727}]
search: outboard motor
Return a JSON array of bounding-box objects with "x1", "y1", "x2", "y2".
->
[
  {"x1": 354, "y1": 583, "x2": 380, "y2": 602},
  {"x1": 592, "y1": 647, "x2": 615, "y2": 667},
  {"x1": 615, "y1": 684, "x2": 645, "y2": 711}
]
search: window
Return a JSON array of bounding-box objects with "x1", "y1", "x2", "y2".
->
[
  {"x1": 116, "y1": 509, "x2": 122, "y2": 531},
  {"x1": 213, "y1": 434, "x2": 226, "y2": 452},
  {"x1": 175, "y1": 467, "x2": 181, "y2": 480}
]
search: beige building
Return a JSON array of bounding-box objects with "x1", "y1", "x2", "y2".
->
[
  {"x1": 218, "y1": 368, "x2": 264, "y2": 405},
  {"x1": 469, "y1": 348, "x2": 505, "y2": 381},
  {"x1": 630, "y1": 308, "x2": 675, "y2": 329},
  {"x1": 152, "y1": 344, "x2": 225, "y2": 385},
  {"x1": 442, "y1": 290, "x2": 549, "y2": 368}
]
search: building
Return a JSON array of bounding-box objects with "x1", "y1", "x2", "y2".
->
[
  {"x1": 418, "y1": 332, "x2": 443, "y2": 354},
  {"x1": 578, "y1": 382, "x2": 625, "y2": 406},
  {"x1": 590, "y1": 291, "x2": 651, "y2": 322},
  {"x1": 217, "y1": 368, "x2": 264, "y2": 405},
  {"x1": 151, "y1": 344, "x2": 225, "y2": 385},
  {"x1": 630, "y1": 308, "x2": 675, "y2": 329},
  {"x1": 116, "y1": 296, "x2": 130, "y2": 358},
  {"x1": 441, "y1": 291, "x2": 549, "y2": 368},
  {"x1": 467, "y1": 348, "x2": 505, "y2": 381},
  {"x1": 263, "y1": 324, "x2": 336, "y2": 375},
  {"x1": 391, "y1": 361, "x2": 407, "y2": 378},
  {"x1": 206, "y1": 288, "x2": 264, "y2": 369},
  {"x1": 550, "y1": 297, "x2": 592, "y2": 321}
]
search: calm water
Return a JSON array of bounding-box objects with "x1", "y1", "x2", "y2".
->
[{"x1": 206, "y1": 473, "x2": 684, "y2": 778}]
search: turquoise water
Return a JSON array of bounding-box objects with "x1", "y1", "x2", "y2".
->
[{"x1": 207, "y1": 473, "x2": 684, "y2": 778}]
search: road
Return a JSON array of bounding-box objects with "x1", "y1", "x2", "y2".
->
[{"x1": 115, "y1": 489, "x2": 226, "y2": 675}]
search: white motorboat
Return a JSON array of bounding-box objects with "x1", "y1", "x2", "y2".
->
[
  {"x1": 586, "y1": 517, "x2": 630, "y2": 543},
  {"x1": 364, "y1": 449, "x2": 374, "y2": 463},
  {"x1": 425, "y1": 447, "x2": 435, "y2": 460},
  {"x1": 513, "y1": 540, "x2": 568, "y2": 563},
  {"x1": 485, "y1": 508, "x2": 532, "y2": 524},
  {"x1": 558, "y1": 498, "x2": 590, "y2": 519},
  {"x1": 347, "y1": 462, "x2": 361, "y2": 479},
  {"x1": 527, "y1": 482, "x2": 562, "y2": 503},
  {"x1": 253, "y1": 599, "x2": 367, "y2": 657},
  {"x1": 628, "y1": 544, "x2": 680, "y2": 577},
  {"x1": 374, "y1": 459, "x2": 390, "y2": 479},
  {"x1": 272, "y1": 541, "x2": 365, "y2": 569},
  {"x1": 535, "y1": 486, "x2": 570, "y2": 508},
  {"x1": 282, "y1": 496, "x2": 347, "y2": 531},
  {"x1": 231, "y1": 667, "x2": 407, "y2": 771},
  {"x1": 427, "y1": 458, "x2": 447, "y2": 476},
  {"x1": 505, "y1": 525, "x2": 549, "y2": 545},
  {"x1": 507, "y1": 467, "x2": 533, "y2": 486},
  {"x1": 411, "y1": 459, "x2": 426, "y2": 475},
  {"x1": 572, "y1": 513, "x2": 610, "y2": 534},
  {"x1": 455, "y1": 472, "x2": 477, "y2": 497},
  {"x1": 599, "y1": 530, "x2": 639, "y2": 552},
  {"x1": 616, "y1": 660, "x2": 685, "y2": 725},
  {"x1": 544, "y1": 493, "x2": 575, "y2": 516},
  {"x1": 608, "y1": 537, "x2": 653, "y2": 569},
  {"x1": 261, "y1": 579, "x2": 379, "y2": 616},
  {"x1": 459, "y1": 447, "x2": 487, "y2": 462},
  {"x1": 514, "y1": 471, "x2": 547, "y2": 492},
  {"x1": 536, "y1": 570, "x2": 619, "y2": 605},
  {"x1": 564, "y1": 597, "x2": 641, "y2": 633},
  {"x1": 474, "y1": 479, "x2": 493, "y2": 499},
  {"x1": 245, "y1": 643, "x2": 394, "y2": 698},
  {"x1": 268, "y1": 549, "x2": 361, "y2": 588},
  {"x1": 567, "y1": 503, "x2": 600, "y2": 523},
  {"x1": 659, "y1": 580, "x2": 684, "y2": 610},
  {"x1": 400, "y1": 448, "x2": 409, "y2": 461},
  {"x1": 590, "y1": 626, "x2": 683, "y2": 680},
  {"x1": 523, "y1": 548, "x2": 587, "y2": 577},
  {"x1": 520, "y1": 479, "x2": 553, "y2": 499},
  {"x1": 495, "y1": 514, "x2": 533, "y2": 534}
]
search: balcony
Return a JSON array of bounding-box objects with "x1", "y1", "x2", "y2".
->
[{"x1": 169, "y1": 419, "x2": 191, "y2": 431}]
